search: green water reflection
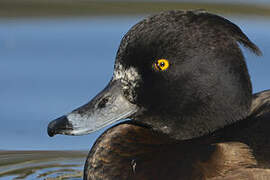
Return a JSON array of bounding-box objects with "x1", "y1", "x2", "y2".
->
[{"x1": 0, "y1": 151, "x2": 87, "y2": 179}]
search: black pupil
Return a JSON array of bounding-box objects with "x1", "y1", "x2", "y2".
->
[{"x1": 160, "y1": 62, "x2": 165, "y2": 67}]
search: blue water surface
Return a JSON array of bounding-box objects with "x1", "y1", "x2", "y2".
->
[{"x1": 0, "y1": 15, "x2": 269, "y2": 150}]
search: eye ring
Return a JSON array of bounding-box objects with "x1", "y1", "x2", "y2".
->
[{"x1": 154, "y1": 59, "x2": 170, "y2": 71}]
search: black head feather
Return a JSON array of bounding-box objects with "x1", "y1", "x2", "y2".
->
[
  {"x1": 190, "y1": 10, "x2": 262, "y2": 56},
  {"x1": 114, "y1": 10, "x2": 261, "y2": 140}
]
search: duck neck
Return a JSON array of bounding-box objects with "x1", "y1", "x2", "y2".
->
[{"x1": 134, "y1": 93, "x2": 252, "y2": 141}]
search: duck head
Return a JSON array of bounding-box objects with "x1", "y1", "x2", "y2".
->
[{"x1": 48, "y1": 10, "x2": 261, "y2": 140}]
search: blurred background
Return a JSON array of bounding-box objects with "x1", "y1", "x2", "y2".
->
[
  {"x1": 0, "y1": 0, "x2": 269, "y2": 179},
  {"x1": 1, "y1": 0, "x2": 270, "y2": 151}
]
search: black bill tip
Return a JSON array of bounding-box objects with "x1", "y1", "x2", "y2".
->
[{"x1": 47, "y1": 116, "x2": 73, "y2": 137}]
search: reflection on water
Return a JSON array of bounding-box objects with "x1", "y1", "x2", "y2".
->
[{"x1": 0, "y1": 151, "x2": 87, "y2": 179}]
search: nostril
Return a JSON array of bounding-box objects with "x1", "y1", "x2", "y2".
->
[{"x1": 98, "y1": 97, "x2": 109, "y2": 108}]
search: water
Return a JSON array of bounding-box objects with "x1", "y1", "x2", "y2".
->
[
  {"x1": 0, "y1": 16, "x2": 144, "y2": 151},
  {"x1": 0, "y1": 15, "x2": 270, "y2": 179},
  {"x1": 0, "y1": 150, "x2": 87, "y2": 179}
]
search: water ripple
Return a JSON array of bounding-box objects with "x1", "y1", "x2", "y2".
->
[{"x1": 0, "y1": 151, "x2": 87, "y2": 180}]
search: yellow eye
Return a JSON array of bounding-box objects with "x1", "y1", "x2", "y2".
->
[{"x1": 154, "y1": 59, "x2": 170, "y2": 71}]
